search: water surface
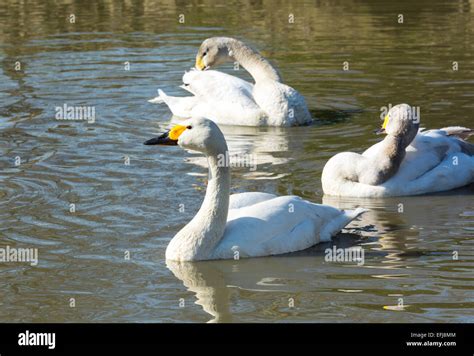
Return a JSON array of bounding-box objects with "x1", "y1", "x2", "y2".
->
[{"x1": 0, "y1": 0, "x2": 473, "y2": 322}]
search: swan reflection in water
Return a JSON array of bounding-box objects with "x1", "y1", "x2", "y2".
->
[
  {"x1": 170, "y1": 116, "x2": 296, "y2": 179},
  {"x1": 323, "y1": 186, "x2": 474, "y2": 261},
  {"x1": 166, "y1": 233, "x2": 364, "y2": 323}
]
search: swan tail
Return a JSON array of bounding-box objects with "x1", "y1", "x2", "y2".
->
[
  {"x1": 320, "y1": 207, "x2": 368, "y2": 242},
  {"x1": 148, "y1": 89, "x2": 166, "y2": 104},
  {"x1": 441, "y1": 126, "x2": 473, "y2": 140},
  {"x1": 149, "y1": 89, "x2": 198, "y2": 117},
  {"x1": 440, "y1": 126, "x2": 474, "y2": 155}
]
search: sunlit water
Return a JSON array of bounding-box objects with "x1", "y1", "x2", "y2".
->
[{"x1": 0, "y1": 0, "x2": 473, "y2": 323}]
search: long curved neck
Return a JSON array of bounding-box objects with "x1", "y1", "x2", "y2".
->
[
  {"x1": 360, "y1": 135, "x2": 407, "y2": 185},
  {"x1": 227, "y1": 39, "x2": 281, "y2": 83},
  {"x1": 168, "y1": 148, "x2": 230, "y2": 261}
]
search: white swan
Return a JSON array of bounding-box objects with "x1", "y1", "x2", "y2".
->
[
  {"x1": 149, "y1": 37, "x2": 312, "y2": 127},
  {"x1": 322, "y1": 104, "x2": 474, "y2": 197},
  {"x1": 144, "y1": 117, "x2": 366, "y2": 261}
]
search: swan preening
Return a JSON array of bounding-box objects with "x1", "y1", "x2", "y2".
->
[
  {"x1": 322, "y1": 104, "x2": 474, "y2": 197},
  {"x1": 149, "y1": 37, "x2": 312, "y2": 127},
  {"x1": 145, "y1": 117, "x2": 365, "y2": 261}
]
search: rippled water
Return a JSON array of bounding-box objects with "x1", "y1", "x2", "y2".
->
[{"x1": 1, "y1": 0, "x2": 473, "y2": 323}]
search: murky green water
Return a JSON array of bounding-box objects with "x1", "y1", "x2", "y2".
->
[{"x1": 0, "y1": 0, "x2": 473, "y2": 323}]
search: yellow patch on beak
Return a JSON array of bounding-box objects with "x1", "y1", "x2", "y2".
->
[
  {"x1": 382, "y1": 114, "x2": 389, "y2": 129},
  {"x1": 195, "y1": 56, "x2": 205, "y2": 70},
  {"x1": 169, "y1": 124, "x2": 187, "y2": 140}
]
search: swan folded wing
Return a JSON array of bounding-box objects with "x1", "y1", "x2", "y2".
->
[
  {"x1": 439, "y1": 126, "x2": 474, "y2": 155},
  {"x1": 182, "y1": 70, "x2": 265, "y2": 125},
  {"x1": 440, "y1": 126, "x2": 473, "y2": 140},
  {"x1": 377, "y1": 130, "x2": 474, "y2": 195},
  {"x1": 385, "y1": 136, "x2": 448, "y2": 183},
  {"x1": 385, "y1": 152, "x2": 474, "y2": 195},
  {"x1": 213, "y1": 196, "x2": 348, "y2": 258},
  {"x1": 182, "y1": 70, "x2": 254, "y2": 98},
  {"x1": 228, "y1": 192, "x2": 277, "y2": 210},
  {"x1": 394, "y1": 130, "x2": 464, "y2": 180}
]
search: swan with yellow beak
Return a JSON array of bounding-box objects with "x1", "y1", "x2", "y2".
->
[
  {"x1": 322, "y1": 104, "x2": 474, "y2": 197},
  {"x1": 145, "y1": 117, "x2": 366, "y2": 261},
  {"x1": 149, "y1": 37, "x2": 312, "y2": 127}
]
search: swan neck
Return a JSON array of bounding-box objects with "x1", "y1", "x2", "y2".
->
[
  {"x1": 195, "y1": 153, "x2": 230, "y2": 254},
  {"x1": 168, "y1": 147, "x2": 230, "y2": 261},
  {"x1": 373, "y1": 135, "x2": 406, "y2": 182},
  {"x1": 228, "y1": 39, "x2": 281, "y2": 83}
]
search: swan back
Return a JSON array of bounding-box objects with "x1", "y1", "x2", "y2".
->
[{"x1": 213, "y1": 195, "x2": 366, "y2": 259}]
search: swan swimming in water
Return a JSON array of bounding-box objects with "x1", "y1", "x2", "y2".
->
[
  {"x1": 149, "y1": 37, "x2": 312, "y2": 127},
  {"x1": 144, "y1": 117, "x2": 365, "y2": 261},
  {"x1": 322, "y1": 104, "x2": 474, "y2": 197}
]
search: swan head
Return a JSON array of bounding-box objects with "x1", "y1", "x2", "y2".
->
[
  {"x1": 377, "y1": 104, "x2": 419, "y2": 144},
  {"x1": 144, "y1": 117, "x2": 228, "y2": 155},
  {"x1": 195, "y1": 37, "x2": 234, "y2": 70}
]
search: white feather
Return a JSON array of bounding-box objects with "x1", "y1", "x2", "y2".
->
[{"x1": 323, "y1": 127, "x2": 474, "y2": 197}]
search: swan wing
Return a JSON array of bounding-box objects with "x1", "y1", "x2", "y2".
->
[
  {"x1": 385, "y1": 152, "x2": 474, "y2": 196},
  {"x1": 184, "y1": 70, "x2": 265, "y2": 125},
  {"x1": 392, "y1": 129, "x2": 468, "y2": 180},
  {"x1": 229, "y1": 192, "x2": 277, "y2": 210},
  {"x1": 152, "y1": 70, "x2": 265, "y2": 125},
  {"x1": 383, "y1": 129, "x2": 474, "y2": 194},
  {"x1": 182, "y1": 70, "x2": 254, "y2": 100},
  {"x1": 213, "y1": 196, "x2": 365, "y2": 259},
  {"x1": 439, "y1": 126, "x2": 473, "y2": 140}
]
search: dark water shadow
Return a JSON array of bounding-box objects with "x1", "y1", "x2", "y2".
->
[{"x1": 309, "y1": 108, "x2": 364, "y2": 126}]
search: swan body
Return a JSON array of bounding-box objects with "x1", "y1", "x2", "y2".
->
[
  {"x1": 149, "y1": 37, "x2": 312, "y2": 127},
  {"x1": 144, "y1": 117, "x2": 365, "y2": 261},
  {"x1": 151, "y1": 70, "x2": 265, "y2": 126},
  {"x1": 322, "y1": 104, "x2": 474, "y2": 197},
  {"x1": 215, "y1": 194, "x2": 365, "y2": 259}
]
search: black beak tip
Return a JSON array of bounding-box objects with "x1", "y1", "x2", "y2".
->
[
  {"x1": 144, "y1": 131, "x2": 178, "y2": 146},
  {"x1": 144, "y1": 137, "x2": 159, "y2": 145}
]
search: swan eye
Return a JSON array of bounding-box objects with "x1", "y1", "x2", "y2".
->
[
  {"x1": 186, "y1": 125, "x2": 193, "y2": 130},
  {"x1": 202, "y1": 50, "x2": 208, "y2": 56}
]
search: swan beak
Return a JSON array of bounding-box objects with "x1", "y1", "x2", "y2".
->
[
  {"x1": 144, "y1": 131, "x2": 177, "y2": 146},
  {"x1": 195, "y1": 56, "x2": 206, "y2": 71},
  {"x1": 144, "y1": 124, "x2": 187, "y2": 146},
  {"x1": 375, "y1": 114, "x2": 389, "y2": 134}
]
